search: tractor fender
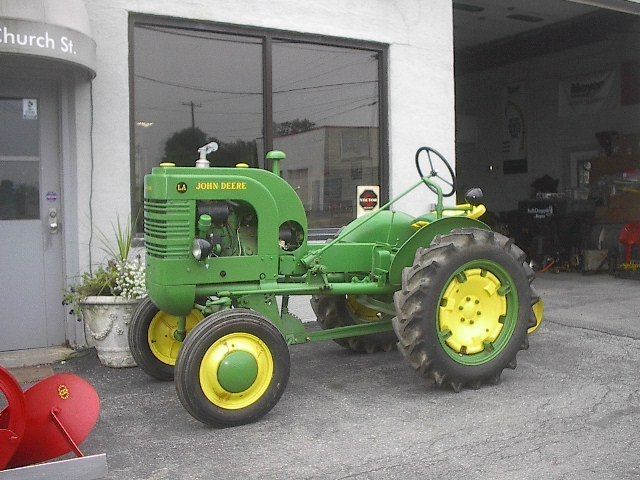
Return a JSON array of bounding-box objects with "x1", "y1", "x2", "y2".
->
[{"x1": 388, "y1": 217, "x2": 491, "y2": 286}]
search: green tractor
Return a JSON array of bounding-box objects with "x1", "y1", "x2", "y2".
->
[{"x1": 129, "y1": 143, "x2": 544, "y2": 427}]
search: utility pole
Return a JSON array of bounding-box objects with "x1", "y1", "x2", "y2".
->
[{"x1": 181, "y1": 101, "x2": 202, "y2": 132}]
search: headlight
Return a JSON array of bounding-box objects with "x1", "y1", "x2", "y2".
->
[{"x1": 192, "y1": 238, "x2": 212, "y2": 260}]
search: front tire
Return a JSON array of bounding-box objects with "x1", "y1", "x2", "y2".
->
[
  {"x1": 128, "y1": 298, "x2": 204, "y2": 381},
  {"x1": 175, "y1": 309, "x2": 290, "y2": 428},
  {"x1": 393, "y1": 229, "x2": 537, "y2": 392}
]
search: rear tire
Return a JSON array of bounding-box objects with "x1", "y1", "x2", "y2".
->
[
  {"x1": 310, "y1": 295, "x2": 397, "y2": 353},
  {"x1": 175, "y1": 309, "x2": 290, "y2": 428},
  {"x1": 393, "y1": 229, "x2": 537, "y2": 391}
]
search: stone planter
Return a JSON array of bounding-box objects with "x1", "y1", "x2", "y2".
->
[{"x1": 81, "y1": 296, "x2": 141, "y2": 368}]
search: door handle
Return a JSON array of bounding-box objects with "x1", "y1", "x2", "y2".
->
[{"x1": 48, "y1": 208, "x2": 59, "y2": 234}]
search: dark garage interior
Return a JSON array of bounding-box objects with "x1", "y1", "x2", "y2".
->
[{"x1": 453, "y1": 0, "x2": 640, "y2": 277}]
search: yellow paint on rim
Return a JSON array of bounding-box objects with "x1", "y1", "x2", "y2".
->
[
  {"x1": 199, "y1": 332, "x2": 274, "y2": 410},
  {"x1": 345, "y1": 295, "x2": 381, "y2": 322},
  {"x1": 410, "y1": 204, "x2": 486, "y2": 230},
  {"x1": 528, "y1": 299, "x2": 545, "y2": 334},
  {"x1": 438, "y1": 268, "x2": 507, "y2": 354},
  {"x1": 466, "y1": 204, "x2": 486, "y2": 220},
  {"x1": 147, "y1": 309, "x2": 204, "y2": 365}
]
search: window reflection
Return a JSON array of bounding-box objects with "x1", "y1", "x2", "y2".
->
[
  {"x1": 0, "y1": 161, "x2": 39, "y2": 220},
  {"x1": 0, "y1": 99, "x2": 40, "y2": 220},
  {"x1": 272, "y1": 42, "x2": 379, "y2": 228},
  {"x1": 132, "y1": 22, "x2": 384, "y2": 230},
  {"x1": 133, "y1": 25, "x2": 263, "y2": 220}
]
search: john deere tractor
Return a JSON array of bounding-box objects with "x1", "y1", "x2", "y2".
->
[{"x1": 129, "y1": 143, "x2": 543, "y2": 427}]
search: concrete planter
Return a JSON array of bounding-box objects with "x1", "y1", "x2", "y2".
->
[{"x1": 81, "y1": 296, "x2": 141, "y2": 368}]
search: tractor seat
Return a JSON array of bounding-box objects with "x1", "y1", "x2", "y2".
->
[{"x1": 411, "y1": 203, "x2": 486, "y2": 229}]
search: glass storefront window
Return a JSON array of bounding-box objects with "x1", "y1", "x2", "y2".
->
[{"x1": 132, "y1": 19, "x2": 385, "y2": 230}]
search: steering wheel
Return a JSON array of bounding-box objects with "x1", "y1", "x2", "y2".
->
[{"x1": 415, "y1": 146, "x2": 456, "y2": 197}]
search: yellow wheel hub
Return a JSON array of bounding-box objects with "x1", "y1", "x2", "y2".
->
[
  {"x1": 438, "y1": 268, "x2": 507, "y2": 355},
  {"x1": 199, "y1": 332, "x2": 274, "y2": 410},
  {"x1": 147, "y1": 309, "x2": 204, "y2": 365}
]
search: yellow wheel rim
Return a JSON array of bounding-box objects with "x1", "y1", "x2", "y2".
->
[
  {"x1": 439, "y1": 268, "x2": 507, "y2": 355},
  {"x1": 345, "y1": 295, "x2": 381, "y2": 322},
  {"x1": 199, "y1": 332, "x2": 274, "y2": 410},
  {"x1": 147, "y1": 309, "x2": 204, "y2": 365},
  {"x1": 528, "y1": 299, "x2": 545, "y2": 334}
]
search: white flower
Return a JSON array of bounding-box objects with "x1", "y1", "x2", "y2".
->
[{"x1": 114, "y1": 259, "x2": 147, "y2": 299}]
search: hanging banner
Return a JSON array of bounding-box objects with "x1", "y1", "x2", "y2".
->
[
  {"x1": 502, "y1": 83, "x2": 528, "y2": 174},
  {"x1": 559, "y1": 70, "x2": 615, "y2": 116}
]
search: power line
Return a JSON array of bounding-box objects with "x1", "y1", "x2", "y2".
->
[
  {"x1": 136, "y1": 24, "x2": 261, "y2": 46},
  {"x1": 135, "y1": 74, "x2": 261, "y2": 95},
  {"x1": 290, "y1": 96, "x2": 378, "y2": 120},
  {"x1": 274, "y1": 95, "x2": 376, "y2": 114},
  {"x1": 313, "y1": 100, "x2": 378, "y2": 123},
  {"x1": 136, "y1": 24, "x2": 377, "y2": 57},
  {"x1": 274, "y1": 41, "x2": 377, "y2": 55},
  {"x1": 273, "y1": 57, "x2": 375, "y2": 90},
  {"x1": 138, "y1": 105, "x2": 262, "y2": 115},
  {"x1": 273, "y1": 80, "x2": 378, "y2": 94},
  {"x1": 138, "y1": 96, "x2": 377, "y2": 127},
  {"x1": 135, "y1": 73, "x2": 377, "y2": 96},
  {"x1": 139, "y1": 93, "x2": 377, "y2": 115}
]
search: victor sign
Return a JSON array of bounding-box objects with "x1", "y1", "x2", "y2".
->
[{"x1": 356, "y1": 185, "x2": 380, "y2": 218}]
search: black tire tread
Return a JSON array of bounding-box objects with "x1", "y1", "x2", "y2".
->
[
  {"x1": 128, "y1": 297, "x2": 175, "y2": 381},
  {"x1": 310, "y1": 295, "x2": 396, "y2": 353},
  {"x1": 392, "y1": 228, "x2": 536, "y2": 392},
  {"x1": 175, "y1": 309, "x2": 290, "y2": 428}
]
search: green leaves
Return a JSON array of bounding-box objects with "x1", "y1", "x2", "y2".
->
[
  {"x1": 63, "y1": 213, "x2": 146, "y2": 315},
  {"x1": 96, "y1": 214, "x2": 136, "y2": 263}
]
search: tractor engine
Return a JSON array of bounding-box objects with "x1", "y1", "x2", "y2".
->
[
  {"x1": 191, "y1": 200, "x2": 304, "y2": 261},
  {"x1": 193, "y1": 200, "x2": 258, "y2": 259}
]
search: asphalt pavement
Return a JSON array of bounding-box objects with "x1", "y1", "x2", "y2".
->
[{"x1": 61, "y1": 273, "x2": 639, "y2": 479}]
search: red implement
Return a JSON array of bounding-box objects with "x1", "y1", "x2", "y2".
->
[
  {"x1": 620, "y1": 222, "x2": 640, "y2": 264},
  {"x1": 0, "y1": 366, "x2": 26, "y2": 469},
  {"x1": 0, "y1": 369, "x2": 100, "y2": 470}
]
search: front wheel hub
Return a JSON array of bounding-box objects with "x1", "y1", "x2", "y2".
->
[
  {"x1": 199, "y1": 332, "x2": 274, "y2": 410},
  {"x1": 217, "y1": 351, "x2": 258, "y2": 393}
]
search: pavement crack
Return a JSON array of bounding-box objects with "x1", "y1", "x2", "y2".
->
[{"x1": 546, "y1": 319, "x2": 640, "y2": 341}]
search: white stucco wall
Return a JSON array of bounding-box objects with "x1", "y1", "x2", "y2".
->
[{"x1": 78, "y1": 0, "x2": 455, "y2": 269}]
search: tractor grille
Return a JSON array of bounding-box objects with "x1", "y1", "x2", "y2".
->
[{"x1": 144, "y1": 199, "x2": 192, "y2": 258}]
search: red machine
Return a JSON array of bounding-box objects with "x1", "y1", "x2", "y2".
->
[
  {"x1": 619, "y1": 222, "x2": 640, "y2": 264},
  {"x1": 0, "y1": 365, "x2": 100, "y2": 470}
]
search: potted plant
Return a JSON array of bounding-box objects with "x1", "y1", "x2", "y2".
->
[{"x1": 64, "y1": 217, "x2": 146, "y2": 367}]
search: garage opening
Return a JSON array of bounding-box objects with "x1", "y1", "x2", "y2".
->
[{"x1": 454, "y1": 1, "x2": 640, "y2": 276}]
